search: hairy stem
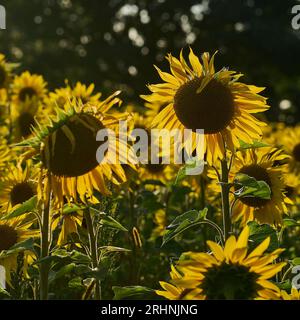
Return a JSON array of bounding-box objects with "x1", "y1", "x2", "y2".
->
[
  {"x1": 84, "y1": 207, "x2": 101, "y2": 300},
  {"x1": 221, "y1": 159, "x2": 231, "y2": 241},
  {"x1": 39, "y1": 184, "x2": 51, "y2": 300}
]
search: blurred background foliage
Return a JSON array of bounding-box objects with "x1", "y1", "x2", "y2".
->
[{"x1": 0, "y1": 0, "x2": 300, "y2": 123}]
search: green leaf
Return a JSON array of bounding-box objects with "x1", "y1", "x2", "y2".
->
[
  {"x1": 162, "y1": 208, "x2": 208, "y2": 246},
  {"x1": 283, "y1": 219, "x2": 300, "y2": 228},
  {"x1": 292, "y1": 258, "x2": 300, "y2": 266},
  {"x1": 112, "y1": 286, "x2": 156, "y2": 300},
  {"x1": 1, "y1": 196, "x2": 37, "y2": 220},
  {"x1": 234, "y1": 173, "x2": 271, "y2": 200},
  {"x1": 248, "y1": 221, "x2": 278, "y2": 252},
  {"x1": 34, "y1": 250, "x2": 90, "y2": 266},
  {"x1": 95, "y1": 211, "x2": 128, "y2": 232},
  {"x1": 74, "y1": 265, "x2": 109, "y2": 281},
  {"x1": 49, "y1": 263, "x2": 76, "y2": 283},
  {"x1": 62, "y1": 203, "x2": 86, "y2": 215},
  {"x1": 68, "y1": 277, "x2": 84, "y2": 290},
  {"x1": 277, "y1": 280, "x2": 291, "y2": 291},
  {"x1": 69, "y1": 250, "x2": 91, "y2": 264},
  {"x1": 238, "y1": 140, "x2": 270, "y2": 150}
]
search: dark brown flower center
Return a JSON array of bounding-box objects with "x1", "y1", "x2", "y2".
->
[
  {"x1": 19, "y1": 87, "x2": 37, "y2": 102},
  {"x1": 238, "y1": 164, "x2": 272, "y2": 207},
  {"x1": 174, "y1": 78, "x2": 235, "y2": 133},
  {"x1": 41, "y1": 113, "x2": 106, "y2": 177},
  {"x1": 17, "y1": 112, "x2": 35, "y2": 137},
  {"x1": 10, "y1": 182, "x2": 35, "y2": 206},
  {"x1": 292, "y1": 143, "x2": 300, "y2": 162},
  {"x1": 201, "y1": 263, "x2": 260, "y2": 300},
  {"x1": 0, "y1": 65, "x2": 7, "y2": 88},
  {"x1": 0, "y1": 225, "x2": 18, "y2": 251}
]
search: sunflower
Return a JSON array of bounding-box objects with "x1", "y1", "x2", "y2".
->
[
  {"x1": 45, "y1": 86, "x2": 71, "y2": 109},
  {"x1": 0, "y1": 53, "x2": 15, "y2": 89},
  {"x1": 0, "y1": 138, "x2": 11, "y2": 176},
  {"x1": 283, "y1": 172, "x2": 300, "y2": 212},
  {"x1": 142, "y1": 48, "x2": 269, "y2": 165},
  {"x1": 274, "y1": 125, "x2": 300, "y2": 174},
  {"x1": 157, "y1": 226, "x2": 285, "y2": 300},
  {"x1": 21, "y1": 92, "x2": 136, "y2": 207},
  {"x1": 45, "y1": 82, "x2": 101, "y2": 109},
  {"x1": 71, "y1": 82, "x2": 101, "y2": 105},
  {"x1": 127, "y1": 110, "x2": 176, "y2": 185},
  {"x1": 10, "y1": 72, "x2": 48, "y2": 140},
  {"x1": 12, "y1": 71, "x2": 47, "y2": 105},
  {"x1": 0, "y1": 216, "x2": 38, "y2": 285},
  {"x1": 261, "y1": 122, "x2": 283, "y2": 146},
  {"x1": 209, "y1": 147, "x2": 292, "y2": 226},
  {"x1": 150, "y1": 209, "x2": 167, "y2": 240},
  {"x1": 0, "y1": 88, "x2": 8, "y2": 122},
  {"x1": 280, "y1": 288, "x2": 300, "y2": 300},
  {"x1": 137, "y1": 138, "x2": 176, "y2": 185},
  {"x1": 0, "y1": 162, "x2": 37, "y2": 214},
  {"x1": 156, "y1": 264, "x2": 202, "y2": 300},
  {"x1": 138, "y1": 160, "x2": 176, "y2": 185},
  {"x1": 11, "y1": 98, "x2": 52, "y2": 141}
]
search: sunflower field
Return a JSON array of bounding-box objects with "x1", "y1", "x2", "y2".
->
[{"x1": 1, "y1": 0, "x2": 300, "y2": 302}]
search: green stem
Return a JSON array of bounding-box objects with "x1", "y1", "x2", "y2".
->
[
  {"x1": 199, "y1": 175, "x2": 205, "y2": 210},
  {"x1": 40, "y1": 188, "x2": 51, "y2": 300},
  {"x1": 199, "y1": 175, "x2": 208, "y2": 250},
  {"x1": 220, "y1": 159, "x2": 231, "y2": 241},
  {"x1": 84, "y1": 208, "x2": 101, "y2": 300}
]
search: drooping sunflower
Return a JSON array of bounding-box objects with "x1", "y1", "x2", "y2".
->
[
  {"x1": 142, "y1": 48, "x2": 269, "y2": 164},
  {"x1": 0, "y1": 216, "x2": 38, "y2": 284},
  {"x1": 157, "y1": 226, "x2": 285, "y2": 300},
  {"x1": 0, "y1": 162, "x2": 37, "y2": 214},
  {"x1": 280, "y1": 288, "x2": 300, "y2": 300},
  {"x1": 209, "y1": 147, "x2": 292, "y2": 226},
  {"x1": 21, "y1": 92, "x2": 136, "y2": 207},
  {"x1": 12, "y1": 71, "x2": 47, "y2": 105}
]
